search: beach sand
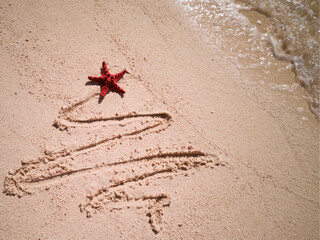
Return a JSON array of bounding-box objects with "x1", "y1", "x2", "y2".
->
[{"x1": 0, "y1": 0, "x2": 318, "y2": 239}]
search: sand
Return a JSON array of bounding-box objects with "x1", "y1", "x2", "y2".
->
[{"x1": 0, "y1": 0, "x2": 319, "y2": 239}]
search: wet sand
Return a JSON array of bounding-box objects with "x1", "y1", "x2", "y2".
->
[{"x1": 0, "y1": 0, "x2": 318, "y2": 239}]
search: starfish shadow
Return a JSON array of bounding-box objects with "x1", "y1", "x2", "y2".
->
[
  {"x1": 98, "y1": 95, "x2": 104, "y2": 104},
  {"x1": 85, "y1": 81, "x2": 97, "y2": 86}
]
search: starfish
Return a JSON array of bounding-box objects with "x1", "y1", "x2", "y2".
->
[{"x1": 88, "y1": 61, "x2": 128, "y2": 97}]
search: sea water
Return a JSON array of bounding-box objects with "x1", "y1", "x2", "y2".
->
[{"x1": 177, "y1": 0, "x2": 319, "y2": 120}]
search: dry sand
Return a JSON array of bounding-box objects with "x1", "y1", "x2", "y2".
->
[{"x1": 0, "y1": 0, "x2": 319, "y2": 239}]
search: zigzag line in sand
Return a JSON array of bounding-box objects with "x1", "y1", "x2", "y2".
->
[
  {"x1": 3, "y1": 93, "x2": 226, "y2": 233},
  {"x1": 79, "y1": 151, "x2": 222, "y2": 233},
  {"x1": 3, "y1": 150, "x2": 217, "y2": 196}
]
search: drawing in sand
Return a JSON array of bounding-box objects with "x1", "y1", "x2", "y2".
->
[{"x1": 4, "y1": 91, "x2": 226, "y2": 233}]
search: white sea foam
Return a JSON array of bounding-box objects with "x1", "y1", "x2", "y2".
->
[{"x1": 178, "y1": 0, "x2": 319, "y2": 120}]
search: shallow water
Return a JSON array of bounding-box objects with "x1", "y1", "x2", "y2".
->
[{"x1": 177, "y1": 0, "x2": 319, "y2": 120}]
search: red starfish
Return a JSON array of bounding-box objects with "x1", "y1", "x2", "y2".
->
[{"x1": 88, "y1": 61, "x2": 128, "y2": 97}]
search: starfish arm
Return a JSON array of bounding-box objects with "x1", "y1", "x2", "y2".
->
[
  {"x1": 112, "y1": 69, "x2": 128, "y2": 83},
  {"x1": 100, "y1": 85, "x2": 110, "y2": 97},
  {"x1": 88, "y1": 76, "x2": 105, "y2": 85},
  {"x1": 101, "y1": 61, "x2": 110, "y2": 76},
  {"x1": 112, "y1": 83, "x2": 126, "y2": 94}
]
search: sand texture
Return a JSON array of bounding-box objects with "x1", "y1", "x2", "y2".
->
[{"x1": 0, "y1": 0, "x2": 319, "y2": 239}]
